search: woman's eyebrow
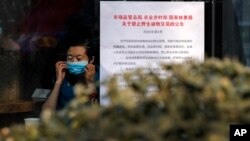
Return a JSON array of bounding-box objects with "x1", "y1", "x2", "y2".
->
[
  {"x1": 67, "y1": 54, "x2": 85, "y2": 58},
  {"x1": 67, "y1": 54, "x2": 82, "y2": 56},
  {"x1": 76, "y1": 55, "x2": 83, "y2": 57}
]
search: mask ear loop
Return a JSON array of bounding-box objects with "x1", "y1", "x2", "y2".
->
[{"x1": 89, "y1": 56, "x2": 95, "y2": 64}]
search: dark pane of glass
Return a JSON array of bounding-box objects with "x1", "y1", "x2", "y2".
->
[{"x1": 232, "y1": 0, "x2": 250, "y2": 66}]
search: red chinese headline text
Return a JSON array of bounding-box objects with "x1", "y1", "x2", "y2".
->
[{"x1": 113, "y1": 14, "x2": 193, "y2": 27}]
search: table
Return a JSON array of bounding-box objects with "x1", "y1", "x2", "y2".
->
[
  {"x1": 0, "y1": 100, "x2": 44, "y2": 127},
  {"x1": 0, "y1": 100, "x2": 35, "y2": 113}
]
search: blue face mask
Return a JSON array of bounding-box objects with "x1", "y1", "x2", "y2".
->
[{"x1": 66, "y1": 61, "x2": 88, "y2": 75}]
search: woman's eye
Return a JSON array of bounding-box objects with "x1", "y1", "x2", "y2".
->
[{"x1": 67, "y1": 58, "x2": 73, "y2": 61}]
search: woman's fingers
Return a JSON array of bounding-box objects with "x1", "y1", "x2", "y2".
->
[
  {"x1": 54, "y1": 61, "x2": 67, "y2": 83},
  {"x1": 56, "y1": 62, "x2": 66, "y2": 69},
  {"x1": 55, "y1": 61, "x2": 65, "y2": 68},
  {"x1": 86, "y1": 64, "x2": 95, "y2": 74},
  {"x1": 85, "y1": 65, "x2": 95, "y2": 82},
  {"x1": 57, "y1": 64, "x2": 66, "y2": 81},
  {"x1": 55, "y1": 61, "x2": 66, "y2": 72},
  {"x1": 56, "y1": 63, "x2": 67, "y2": 75},
  {"x1": 58, "y1": 64, "x2": 67, "y2": 71}
]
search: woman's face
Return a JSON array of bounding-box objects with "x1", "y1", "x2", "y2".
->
[{"x1": 66, "y1": 46, "x2": 89, "y2": 62}]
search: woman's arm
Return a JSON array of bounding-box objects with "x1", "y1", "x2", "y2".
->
[
  {"x1": 42, "y1": 81, "x2": 62, "y2": 111},
  {"x1": 42, "y1": 61, "x2": 66, "y2": 111}
]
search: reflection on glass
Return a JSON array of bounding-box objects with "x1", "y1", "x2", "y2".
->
[{"x1": 233, "y1": 0, "x2": 250, "y2": 66}]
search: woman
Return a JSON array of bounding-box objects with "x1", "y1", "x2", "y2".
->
[{"x1": 42, "y1": 42, "x2": 98, "y2": 111}]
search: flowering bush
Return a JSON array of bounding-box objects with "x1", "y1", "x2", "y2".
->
[{"x1": 1, "y1": 58, "x2": 250, "y2": 141}]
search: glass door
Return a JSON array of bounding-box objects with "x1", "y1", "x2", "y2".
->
[{"x1": 232, "y1": 0, "x2": 250, "y2": 66}]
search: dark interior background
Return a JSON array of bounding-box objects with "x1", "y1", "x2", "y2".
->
[
  {"x1": 0, "y1": 0, "x2": 99, "y2": 101},
  {"x1": 0, "y1": 0, "x2": 249, "y2": 127}
]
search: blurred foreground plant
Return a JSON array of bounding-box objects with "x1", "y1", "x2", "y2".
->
[{"x1": 1, "y1": 58, "x2": 250, "y2": 141}]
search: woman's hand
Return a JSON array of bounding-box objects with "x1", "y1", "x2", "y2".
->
[
  {"x1": 55, "y1": 61, "x2": 67, "y2": 85},
  {"x1": 85, "y1": 56, "x2": 96, "y2": 82}
]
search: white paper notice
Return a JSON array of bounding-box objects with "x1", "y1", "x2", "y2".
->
[{"x1": 100, "y1": 1, "x2": 204, "y2": 105}]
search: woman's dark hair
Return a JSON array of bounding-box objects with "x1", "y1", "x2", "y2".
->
[
  {"x1": 66, "y1": 39, "x2": 94, "y2": 60},
  {"x1": 56, "y1": 38, "x2": 95, "y2": 62},
  {"x1": 55, "y1": 13, "x2": 98, "y2": 63}
]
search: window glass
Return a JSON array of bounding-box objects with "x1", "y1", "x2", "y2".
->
[{"x1": 232, "y1": 0, "x2": 250, "y2": 66}]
